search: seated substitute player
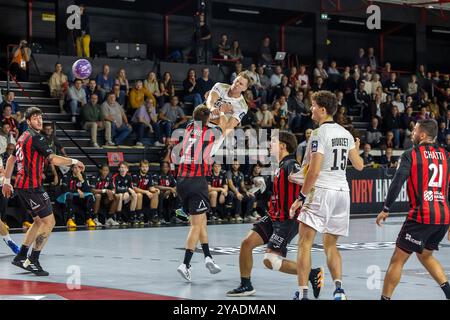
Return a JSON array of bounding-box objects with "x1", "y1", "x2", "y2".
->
[
  {"x1": 227, "y1": 131, "x2": 323, "y2": 297},
  {"x1": 376, "y1": 119, "x2": 450, "y2": 300},
  {"x1": 0, "y1": 157, "x2": 19, "y2": 254},
  {"x1": 90, "y1": 164, "x2": 119, "y2": 227},
  {"x1": 207, "y1": 162, "x2": 228, "y2": 222},
  {"x1": 112, "y1": 162, "x2": 137, "y2": 225},
  {"x1": 57, "y1": 164, "x2": 97, "y2": 228},
  {"x1": 132, "y1": 160, "x2": 160, "y2": 225},
  {"x1": 176, "y1": 105, "x2": 225, "y2": 282},
  {"x1": 155, "y1": 161, "x2": 178, "y2": 224}
]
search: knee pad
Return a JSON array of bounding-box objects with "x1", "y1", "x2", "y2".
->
[{"x1": 263, "y1": 253, "x2": 283, "y2": 271}]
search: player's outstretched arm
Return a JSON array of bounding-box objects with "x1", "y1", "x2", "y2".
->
[
  {"x1": 49, "y1": 154, "x2": 85, "y2": 172},
  {"x1": 2, "y1": 155, "x2": 16, "y2": 198},
  {"x1": 348, "y1": 138, "x2": 364, "y2": 171}
]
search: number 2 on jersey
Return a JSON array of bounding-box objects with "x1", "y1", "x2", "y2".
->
[
  {"x1": 331, "y1": 149, "x2": 347, "y2": 171},
  {"x1": 428, "y1": 163, "x2": 443, "y2": 188}
]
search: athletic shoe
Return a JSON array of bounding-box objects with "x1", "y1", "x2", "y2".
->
[
  {"x1": 175, "y1": 208, "x2": 190, "y2": 222},
  {"x1": 23, "y1": 258, "x2": 49, "y2": 276},
  {"x1": 135, "y1": 142, "x2": 144, "y2": 147},
  {"x1": 292, "y1": 291, "x2": 309, "y2": 300},
  {"x1": 226, "y1": 284, "x2": 256, "y2": 297},
  {"x1": 3, "y1": 239, "x2": 19, "y2": 255},
  {"x1": 66, "y1": 218, "x2": 77, "y2": 228},
  {"x1": 177, "y1": 263, "x2": 192, "y2": 282},
  {"x1": 309, "y1": 267, "x2": 325, "y2": 299},
  {"x1": 86, "y1": 218, "x2": 96, "y2": 228},
  {"x1": 93, "y1": 218, "x2": 103, "y2": 227},
  {"x1": 105, "y1": 218, "x2": 114, "y2": 226},
  {"x1": 105, "y1": 141, "x2": 116, "y2": 147},
  {"x1": 244, "y1": 215, "x2": 257, "y2": 223},
  {"x1": 138, "y1": 214, "x2": 145, "y2": 225},
  {"x1": 205, "y1": 256, "x2": 221, "y2": 274},
  {"x1": 11, "y1": 256, "x2": 29, "y2": 271},
  {"x1": 22, "y1": 221, "x2": 32, "y2": 229},
  {"x1": 333, "y1": 288, "x2": 348, "y2": 300},
  {"x1": 235, "y1": 216, "x2": 243, "y2": 223},
  {"x1": 154, "y1": 141, "x2": 165, "y2": 147},
  {"x1": 152, "y1": 219, "x2": 161, "y2": 226}
]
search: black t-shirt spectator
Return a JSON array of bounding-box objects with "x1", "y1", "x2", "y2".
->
[
  {"x1": 182, "y1": 79, "x2": 200, "y2": 97},
  {"x1": 196, "y1": 77, "x2": 214, "y2": 98},
  {"x1": 385, "y1": 79, "x2": 402, "y2": 94}
]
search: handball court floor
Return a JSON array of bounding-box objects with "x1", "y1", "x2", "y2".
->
[{"x1": 0, "y1": 215, "x2": 448, "y2": 300}]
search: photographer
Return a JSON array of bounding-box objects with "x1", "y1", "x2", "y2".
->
[{"x1": 10, "y1": 40, "x2": 31, "y2": 82}]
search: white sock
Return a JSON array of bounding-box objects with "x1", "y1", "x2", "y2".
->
[
  {"x1": 299, "y1": 286, "x2": 308, "y2": 299},
  {"x1": 2, "y1": 234, "x2": 11, "y2": 242}
]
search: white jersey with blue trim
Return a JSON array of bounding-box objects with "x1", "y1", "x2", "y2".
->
[{"x1": 209, "y1": 82, "x2": 248, "y2": 123}]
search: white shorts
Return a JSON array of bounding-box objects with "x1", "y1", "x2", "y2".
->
[{"x1": 298, "y1": 187, "x2": 350, "y2": 237}]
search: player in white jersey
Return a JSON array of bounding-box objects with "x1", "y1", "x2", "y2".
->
[
  {"x1": 289, "y1": 91, "x2": 364, "y2": 300},
  {"x1": 206, "y1": 72, "x2": 252, "y2": 133}
]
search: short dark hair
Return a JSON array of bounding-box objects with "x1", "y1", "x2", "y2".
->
[
  {"x1": 417, "y1": 119, "x2": 438, "y2": 139},
  {"x1": 43, "y1": 123, "x2": 52, "y2": 128},
  {"x1": 193, "y1": 105, "x2": 210, "y2": 126},
  {"x1": 311, "y1": 90, "x2": 338, "y2": 116},
  {"x1": 278, "y1": 131, "x2": 298, "y2": 154},
  {"x1": 119, "y1": 161, "x2": 129, "y2": 168},
  {"x1": 25, "y1": 107, "x2": 43, "y2": 120},
  {"x1": 140, "y1": 159, "x2": 149, "y2": 166},
  {"x1": 74, "y1": 78, "x2": 82, "y2": 83},
  {"x1": 100, "y1": 164, "x2": 109, "y2": 170},
  {"x1": 2, "y1": 104, "x2": 12, "y2": 110}
]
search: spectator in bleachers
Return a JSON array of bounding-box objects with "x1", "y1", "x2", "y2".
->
[
  {"x1": 367, "y1": 117, "x2": 383, "y2": 148},
  {"x1": 196, "y1": 67, "x2": 214, "y2": 101},
  {"x1": 244, "y1": 163, "x2": 267, "y2": 218},
  {"x1": 370, "y1": 74, "x2": 383, "y2": 98},
  {"x1": 255, "y1": 103, "x2": 273, "y2": 129},
  {"x1": 155, "y1": 161, "x2": 178, "y2": 224},
  {"x1": 296, "y1": 128, "x2": 312, "y2": 164},
  {"x1": 437, "y1": 121, "x2": 448, "y2": 146},
  {"x1": 288, "y1": 90, "x2": 306, "y2": 132},
  {"x1": 374, "y1": 85, "x2": 387, "y2": 103},
  {"x1": 81, "y1": 93, "x2": 109, "y2": 148},
  {"x1": 288, "y1": 66, "x2": 298, "y2": 87},
  {"x1": 84, "y1": 79, "x2": 101, "y2": 104},
  {"x1": 442, "y1": 100, "x2": 449, "y2": 115},
  {"x1": 113, "y1": 84, "x2": 126, "y2": 107},
  {"x1": 362, "y1": 74, "x2": 373, "y2": 96},
  {"x1": 311, "y1": 76, "x2": 326, "y2": 92},
  {"x1": 297, "y1": 65, "x2": 310, "y2": 93},
  {"x1": 339, "y1": 71, "x2": 354, "y2": 106},
  {"x1": 131, "y1": 97, "x2": 160, "y2": 147},
  {"x1": 1, "y1": 143, "x2": 15, "y2": 170},
  {"x1": 101, "y1": 92, "x2": 132, "y2": 146},
  {"x1": 401, "y1": 106, "x2": 414, "y2": 129},
  {"x1": 194, "y1": 12, "x2": 212, "y2": 64},
  {"x1": 313, "y1": 59, "x2": 328, "y2": 81},
  {"x1": 217, "y1": 34, "x2": 231, "y2": 59},
  {"x1": 258, "y1": 36, "x2": 273, "y2": 67},
  {"x1": 43, "y1": 123, "x2": 67, "y2": 157},
  {"x1": 226, "y1": 160, "x2": 256, "y2": 222},
  {"x1": 273, "y1": 76, "x2": 290, "y2": 100},
  {"x1": 144, "y1": 72, "x2": 163, "y2": 107},
  {"x1": 182, "y1": 69, "x2": 202, "y2": 108},
  {"x1": 230, "y1": 62, "x2": 244, "y2": 83},
  {"x1": 354, "y1": 81, "x2": 370, "y2": 118},
  {"x1": 407, "y1": 74, "x2": 419, "y2": 98},
  {"x1": 49, "y1": 62, "x2": 68, "y2": 113},
  {"x1": 0, "y1": 125, "x2": 6, "y2": 154},
  {"x1": 115, "y1": 68, "x2": 129, "y2": 104},
  {"x1": 415, "y1": 105, "x2": 430, "y2": 121},
  {"x1": 10, "y1": 39, "x2": 31, "y2": 82},
  {"x1": 58, "y1": 164, "x2": 96, "y2": 228},
  {"x1": 255, "y1": 66, "x2": 270, "y2": 104},
  {"x1": 160, "y1": 72, "x2": 175, "y2": 103},
  {"x1": 416, "y1": 64, "x2": 426, "y2": 80},
  {"x1": 0, "y1": 91, "x2": 19, "y2": 114},
  {"x1": 382, "y1": 131, "x2": 396, "y2": 149},
  {"x1": 243, "y1": 89, "x2": 258, "y2": 110},
  {"x1": 334, "y1": 106, "x2": 353, "y2": 132},
  {"x1": 362, "y1": 66, "x2": 373, "y2": 80},
  {"x1": 381, "y1": 62, "x2": 392, "y2": 83},
  {"x1": 392, "y1": 93, "x2": 405, "y2": 113},
  {"x1": 207, "y1": 162, "x2": 228, "y2": 222},
  {"x1": 403, "y1": 120, "x2": 415, "y2": 149},
  {"x1": 441, "y1": 110, "x2": 450, "y2": 131},
  {"x1": 128, "y1": 80, "x2": 156, "y2": 115},
  {"x1": 429, "y1": 96, "x2": 441, "y2": 119},
  {"x1": 1, "y1": 105, "x2": 18, "y2": 142},
  {"x1": 355, "y1": 48, "x2": 367, "y2": 70},
  {"x1": 112, "y1": 162, "x2": 137, "y2": 225},
  {"x1": 367, "y1": 47, "x2": 378, "y2": 70},
  {"x1": 67, "y1": 79, "x2": 87, "y2": 123},
  {"x1": 270, "y1": 65, "x2": 283, "y2": 88},
  {"x1": 384, "y1": 106, "x2": 402, "y2": 148},
  {"x1": 229, "y1": 40, "x2": 244, "y2": 61},
  {"x1": 160, "y1": 96, "x2": 190, "y2": 131},
  {"x1": 370, "y1": 93, "x2": 384, "y2": 120},
  {"x1": 405, "y1": 95, "x2": 416, "y2": 110},
  {"x1": 132, "y1": 160, "x2": 160, "y2": 225},
  {"x1": 327, "y1": 60, "x2": 340, "y2": 76},
  {"x1": 272, "y1": 100, "x2": 287, "y2": 130},
  {"x1": 360, "y1": 143, "x2": 375, "y2": 168},
  {"x1": 15, "y1": 111, "x2": 27, "y2": 135},
  {"x1": 379, "y1": 147, "x2": 398, "y2": 168},
  {"x1": 75, "y1": 4, "x2": 91, "y2": 58},
  {"x1": 96, "y1": 65, "x2": 114, "y2": 101},
  {"x1": 384, "y1": 72, "x2": 402, "y2": 97},
  {"x1": 445, "y1": 134, "x2": 450, "y2": 152},
  {"x1": 90, "y1": 164, "x2": 118, "y2": 226}
]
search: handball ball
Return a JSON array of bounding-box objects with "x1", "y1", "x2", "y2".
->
[{"x1": 72, "y1": 59, "x2": 92, "y2": 80}]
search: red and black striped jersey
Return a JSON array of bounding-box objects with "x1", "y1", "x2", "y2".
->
[
  {"x1": 155, "y1": 173, "x2": 177, "y2": 187},
  {"x1": 112, "y1": 173, "x2": 133, "y2": 194},
  {"x1": 406, "y1": 144, "x2": 450, "y2": 225},
  {"x1": 15, "y1": 128, "x2": 53, "y2": 189},
  {"x1": 90, "y1": 174, "x2": 114, "y2": 190},
  {"x1": 269, "y1": 154, "x2": 301, "y2": 222},
  {"x1": 207, "y1": 170, "x2": 227, "y2": 188},
  {"x1": 177, "y1": 121, "x2": 219, "y2": 178},
  {"x1": 132, "y1": 173, "x2": 155, "y2": 190},
  {"x1": 61, "y1": 172, "x2": 90, "y2": 193}
]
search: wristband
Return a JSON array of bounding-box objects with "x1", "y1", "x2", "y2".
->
[
  {"x1": 102, "y1": 189, "x2": 107, "y2": 194},
  {"x1": 4, "y1": 178, "x2": 10, "y2": 185},
  {"x1": 382, "y1": 206, "x2": 390, "y2": 213},
  {"x1": 297, "y1": 192, "x2": 306, "y2": 202},
  {"x1": 71, "y1": 159, "x2": 79, "y2": 165}
]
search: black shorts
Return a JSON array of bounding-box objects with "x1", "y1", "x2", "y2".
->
[
  {"x1": 252, "y1": 215, "x2": 299, "y2": 257},
  {"x1": 396, "y1": 219, "x2": 449, "y2": 254},
  {"x1": 177, "y1": 177, "x2": 210, "y2": 215},
  {"x1": 16, "y1": 188, "x2": 53, "y2": 219}
]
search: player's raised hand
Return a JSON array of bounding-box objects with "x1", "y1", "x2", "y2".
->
[
  {"x1": 220, "y1": 103, "x2": 233, "y2": 113},
  {"x1": 354, "y1": 137, "x2": 361, "y2": 150},
  {"x1": 376, "y1": 211, "x2": 389, "y2": 227},
  {"x1": 289, "y1": 199, "x2": 303, "y2": 219},
  {"x1": 76, "y1": 161, "x2": 85, "y2": 172}
]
